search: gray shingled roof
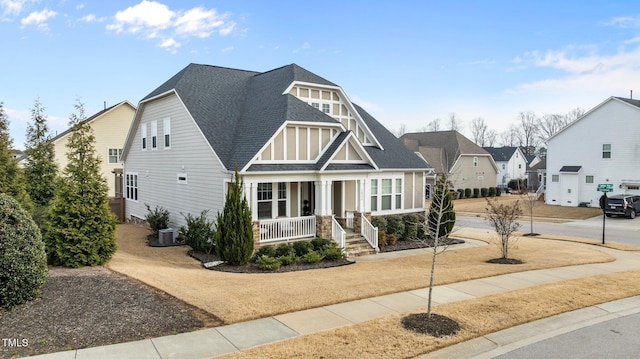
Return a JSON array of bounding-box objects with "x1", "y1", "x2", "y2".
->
[
  {"x1": 483, "y1": 146, "x2": 517, "y2": 162},
  {"x1": 400, "y1": 131, "x2": 489, "y2": 172},
  {"x1": 559, "y1": 165, "x2": 581, "y2": 172},
  {"x1": 142, "y1": 63, "x2": 428, "y2": 172},
  {"x1": 615, "y1": 97, "x2": 640, "y2": 108}
]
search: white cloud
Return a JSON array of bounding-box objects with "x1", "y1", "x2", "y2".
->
[
  {"x1": 606, "y1": 15, "x2": 640, "y2": 29},
  {"x1": 21, "y1": 9, "x2": 56, "y2": 30},
  {"x1": 1, "y1": 0, "x2": 30, "y2": 16},
  {"x1": 78, "y1": 13, "x2": 105, "y2": 23},
  {"x1": 221, "y1": 46, "x2": 233, "y2": 53},
  {"x1": 107, "y1": 0, "x2": 237, "y2": 53},
  {"x1": 293, "y1": 42, "x2": 310, "y2": 53}
]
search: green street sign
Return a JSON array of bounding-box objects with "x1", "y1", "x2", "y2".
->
[{"x1": 597, "y1": 183, "x2": 613, "y2": 192}]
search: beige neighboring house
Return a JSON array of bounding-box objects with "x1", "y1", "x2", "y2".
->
[
  {"x1": 50, "y1": 101, "x2": 136, "y2": 197},
  {"x1": 400, "y1": 130, "x2": 498, "y2": 192}
]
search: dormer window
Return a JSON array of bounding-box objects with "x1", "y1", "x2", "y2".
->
[
  {"x1": 322, "y1": 103, "x2": 330, "y2": 114},
  {"x1": 311, "y1": 102, "x2": 319, "y2": 109}
]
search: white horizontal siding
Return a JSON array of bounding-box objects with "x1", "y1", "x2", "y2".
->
[{"x1": 124, "y1": 94, "x2": 227, "y2": 228}]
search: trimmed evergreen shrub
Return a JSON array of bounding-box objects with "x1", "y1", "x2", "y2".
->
[
  {"x1": 496, "y1": 187, "x2": 502, "y2": 196},
  {"x1": 215, "y1": 170, "x2": 254, "y2": 266},
  {"x1": 303, "y1": 250, "x2": 323, "y2": 263},
  {"x1": 275, "y1": 243, "x2": 294, "y2": 257},
  {"x1": 146, "y1": 204, "x2": 170, "y2": 235},
  {"x1": 311, "y1": 237, "x2": 332, "y2": 252},
  {"x1": 0, "y1": 194, "x2": 48, "y2": 309},
  {"x1": 293, "y1": 240, "x2": 313, "y2": 257},
  {"x1": 481, "y1": 188, "x2": 489, "y2": 197},
  {"x1": 465, "y1": 188, "x2": 472, "y2": 198},
  {"x1": 385, "y1": 216, "x2": 405, "y2": 237},
  {"x1": 277, "y1": 253, "x2": 298, "y2": 266},
  {"x1": 402, "y1": 214, "x2": 419, "y2": 239},
  {"x1": 255, "y1": 255, "x2": 281, "y2": 270},
  {"x1": 488, "y1": 187, "x2": 496, "y2": 197},
  {"x1": 473, "y1": 188, "x2": 480, "y2": 198},
  {"x1": 370, "y1": 216, "x2": 387, "y2": 231},
  {"x1": 323, "y1": 246, "x2": 345, "y2": 260},
  {"x1": 180, "y1": 210, "x2": 215, "y2": 254},
  {"x1": 253, "y1": 245, "x2": 275, "y2": 260},
  {"x1": 457, "y1": 189, "x2": 465, "y2": 199}
]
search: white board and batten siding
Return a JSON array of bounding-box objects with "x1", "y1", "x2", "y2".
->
[
  {"x1": 546, "y1": 98, "x2": 640, "y2": 207},
  {"x1": 124, "y1": 94, "x2": 228, "y2": 228}
]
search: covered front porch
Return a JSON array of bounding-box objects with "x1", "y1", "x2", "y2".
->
[{"x1": 244, "y1": 178, "x2": 378, "y2": 251}]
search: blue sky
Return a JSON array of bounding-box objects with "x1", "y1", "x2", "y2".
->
[{"x1": 2, "y1": 1, "x2": 640, "y2": 149}]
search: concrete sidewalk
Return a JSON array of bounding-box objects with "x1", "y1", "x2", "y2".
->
[{"x1": 27, "y1": 239, "x2": 640, "y2": 359}]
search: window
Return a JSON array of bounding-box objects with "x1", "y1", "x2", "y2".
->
[
  {"x1": 141, "y1": 123, "x2": 147, "y2": 150},
  {"x1": 395, "y1": 179, "x2": 403, "y2": 209},
  {"x1": 322, "y1": 103, "x2": 330, "y2": 114},
  {"x1": 125, "y1": 173, "x2": 138, "y2": 201},
  {"x1": 278, "y1": 182, "x2": 287, "y2": 217},
  {"x1": 257, "y1": 183, "x2": 273, "y2": 219},
  {"x1": 177, "y1": 173, "x2": 187, "y2": 184},
  {"x1": 381, "y1": 179, "x2": 393, "y2": 210},
  {"x1": 473, "y1": 156, "x2": 478, "y2": 167},
  {"x1": 108, "y1": 148, "x2": 122, "y2": 163},
  {"x1": 552, "y1": 174, "x2": 559, "y2": 182},
  {"x1": 310, "y1": 102, "x2": 320, "y2": 109},
  {"x1": 163, "y1": 118, "x2": 171, "y2": 148},
  {"x1": 518, "y1": 164, "x2": 522, "y2": 169},
  {"x1": 585, "y1": 175, "x2": 594, "y2": 184},
  {"x1": 629, "y1": 186, "x2": 640, "y2": 190},
  {"x1": 151, "y1": 121, "x2": 157, "y2": 149},
  {"x1": 370, "y1": 179, "x2": 378, "y2": 211},
  {"x1": 502, "y1": 164, "x2": 506, "y2": 170},
  {"x1": 602, "y1": 144, "x2": 611, "y2": 159}
]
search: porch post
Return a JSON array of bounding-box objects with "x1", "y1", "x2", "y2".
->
[
  {"x1": 247, "y1": 181, "x2": 258, "y2": 221},
  {"x1": 315, "y1": 180, "x2": 333, "y2": 239}
]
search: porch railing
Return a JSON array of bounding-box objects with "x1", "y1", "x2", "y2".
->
[
  {"x1": 259, "y1": 216, "x2": 316, "y2": 243},
  {"x1": 360, "y1": 213, "x2": 379, "y2": 252},
  {"x1": 331, "y1": 215, "x2": 346, "y2": 249},
  {"x1": 535, "y1": 184, "x2": 546, "y2": 200}
]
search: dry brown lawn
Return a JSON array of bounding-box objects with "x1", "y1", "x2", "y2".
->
[
  {"x1": 220, "y1": 271, "x2": 640, "y2": 359},
  {"x1": 433, "y1": 195, "x2": 602, "y2": 221},
  {"x1": 107, "y1": 224, "x2": 614, "y2": 324}
]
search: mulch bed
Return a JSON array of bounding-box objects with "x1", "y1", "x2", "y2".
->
[
  {"x1": 487, "y1": 258, "x2": 524, "y2": 264},
  {"x1": 0, "y1": 266, "x2": 222, "y2": 359},
  {"x1": 189, "y1": 250, "x2": 355, "y2": 273},
  {"x1": 402, "y1": 313, "x2": 461, "y2": 337},
  {"x1": 380, "y1": 238, "x2": 465, "y2": 252}
]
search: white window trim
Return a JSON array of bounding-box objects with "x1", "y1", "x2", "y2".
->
[
  {"x1": 177, "y1": 172, "x2": 187, "y2": 184},
  {"x1": 163, "y1": 118, "x2": 171, "y2": 149},
  {"x1": 473, "y1": 156, "x2": 478, "y2": 167},
  {"x1": 371, "y1": 176, "x2": 404, "y2": 213},
  {"x1": 602, "y1": 143, "x2": 611, "y2": 159},
  {"x1": 108, "y1": 148, "x2": 122, "y2": 164},
  {"x1": 125, "y1": 173, "x2": 138, "y2": 201},
  {"x1": 141, "y1": 123, "x2": 147, "y2": 151},
  {"x1": 552, "y1": 174, "x2": 559, "y2": 183},
  {"x1": 585, "y1": 175, "x2": 595, "y2": 184},
  {"x1": 151, "y1": 120, "x2": 158, "y2": 150}
]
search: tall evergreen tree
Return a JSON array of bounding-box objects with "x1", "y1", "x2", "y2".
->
[
  {"x1": 0, "y1": 102, "x2": 33, "y2": 212},
  {"x1": 215, "y1": 169, "x2": 254, "y2": 266},
  {"x1": 427, "y1": 179, "x2": 456, "y2": 240},
  {"x1": 24, "y1": 99, "x2": 57, "y2": 206},
  {"x1": 44, "y1": 100, "x2": 117, "y2": 267}
]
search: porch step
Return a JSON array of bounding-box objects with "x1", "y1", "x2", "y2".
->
[{"x1": 344, "y1": 235, "x2": 377, "y2": 258}]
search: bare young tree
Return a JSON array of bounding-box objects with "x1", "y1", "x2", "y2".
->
[
  {"x1": 393, "y1": 124, "x2": 407, "y2": 137},
  {"x1": 537, "y1": 113, "x2": 565, "y2": 145},
  {"x1": 447, "y1": 112, "x2": 463, "y2": 132},
  {"x1": 565, "y1": 107, "x2": 585, "y2": 123},
  {"x1": 485, "y1": 198, "x2": 522, "y2": 261},
  {"x1": 485, "y1": 129, "x2": 498, "y2": 147},
  {"x1": 427, "y1": 118, "x2": 441, "y2": 132},
  {"x1": 499, "y1": 125, "x2": 520, "y2": 147}
]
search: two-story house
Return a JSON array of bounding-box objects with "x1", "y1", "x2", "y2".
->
[
  {"x1": 546, "y1": 96, "x2": 640, "y2": 207},
  {"x1": 400, "y1": 131, "x2": 498, "y2": 192},
  {"x1": 483, "y1": 146, "x2": 528, "y2": 188},
  {"x1": 121, "y1": 63, "x2": 429, "y2": 252}
]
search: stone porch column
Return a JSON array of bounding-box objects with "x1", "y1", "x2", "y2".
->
[{"x1": 315, "y1": 215, "x2": 332, "y2": 239}]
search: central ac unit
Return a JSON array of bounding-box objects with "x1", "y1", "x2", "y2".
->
[{"x1": 158, "y1": 228, "x2": 178, "y2": 245}]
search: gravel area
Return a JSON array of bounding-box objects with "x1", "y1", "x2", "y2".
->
[{"x1": 0, "y1": 266, "x2": 221, "y2": 358}]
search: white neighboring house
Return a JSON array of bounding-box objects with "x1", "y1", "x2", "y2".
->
[
  {"x1": 482, "y1": 146, "x2": 528, "y2": 188},
  {"x1": 545, "y1": 96, "x2": 640, "y2": 207}
]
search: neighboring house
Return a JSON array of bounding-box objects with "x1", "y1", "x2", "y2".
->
[
  {"x1": 525, "y1": 153, "x2": 541, "y2": 169},
  {"x1": 483, "y1": 146, "x2": 528, "y2": 188},
  {"x1": 400, "y1": 131, "x2": 498, "y2": 192},
  {"x1": 52, "y1": 101, "x2": 135, "y2": 197},
  {"x1": 121, "y1": 63, "x2": 429, "y2": 251},
  {"x1": 527, "y1": 158, "x2": 546, "y2": 192},
  {"x1": 19, "y1": 100, "x2": 136, "y2": 198},
  {"x1": 546, "y1": 96, "x2": 640, "y2": 207}
]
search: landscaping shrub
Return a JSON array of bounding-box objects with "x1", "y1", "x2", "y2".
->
[
  {"x1": 215, "y1": 170, "x2": 254, "y2": 266},
  {"x1": 428, "y1": 180, "x2": 456, "y2": 240},
  {"x1": 473, "y1": 188, "x2": 480, "y2": 198},
  {"x1": 481, "y1": 188, "x2": 489, "y2": 197},
  {"x1": 386, "y1": 233, "x2": 398, "y2": 246},
  {"x1": 310, "y1": 237, "x2": 332, "y2": 252},
  {"x1": 378, "y1": 229, "x2": 388, "y2": 248},
  {"x1": 253, "y1": 245, "x2": 275, "y2": 260},
  {"x1": 180, "y1": 210, "x2": 215, "y2": 253},
  {"x1": 303, "y1": 250, "x2": 323, "y2": 263},
  {"x1": 371, "y1": 216, "x2": 387, "y2": 231},
  {"x1": 0, "y1": 194, "x2": 48, "y2": 309},
  {"x1": 457, "y1": 189, "x2": 465, "y2": 199},
  {"x1": 402, "y1": 214, "x2": 419, "y2": 239},
  {"x1": 255, "y1": 255, "x2": 281, "y2": 270},
  {"x1": 275, "y1": 243, "x2": 294, "y2": 257},
  {"x1": 145, "y1": 204, "x2": 170, "y2": 235},
  {"x1": 488, "y1": 187, "x2": 496, "y2": 197},
  {"x1": 496, "y1": 187, "x2": 502, "y2": 196},
  {"x1": 293, "y1": 240, "x2": 313, "y2": 257},
  {"x1": 385, "y1": 216, "x2": 405, "y2": 237},
  {"x1": 464, "y1": 188, "x2": 472, "y2": 198},
  {"x1": 277, "y1": 253, "x2": 298, "y2": 266},
  {"x1": 322, "y1": 246, "x2": 345, "y2": 260}
]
